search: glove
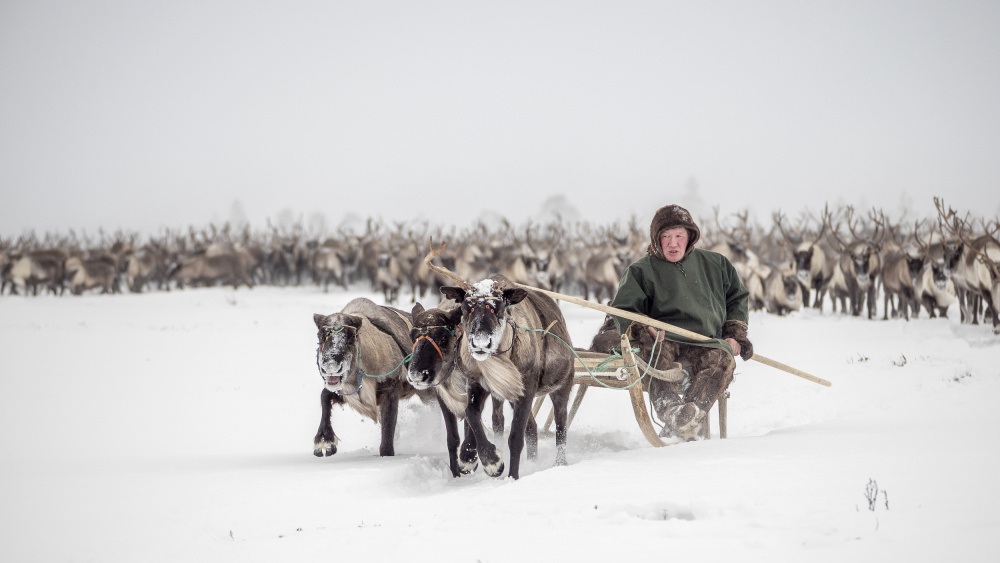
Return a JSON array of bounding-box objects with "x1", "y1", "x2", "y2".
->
[{"x1": 722, "y1": 320, "x2": 753, "y2": 361}]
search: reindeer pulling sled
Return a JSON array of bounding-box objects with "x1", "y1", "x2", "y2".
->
[{"x1": 424, "y1": 241, "x2": 831, "y2": 451}]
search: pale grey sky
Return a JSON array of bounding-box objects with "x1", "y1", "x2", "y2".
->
[{"x1": 2, "y1": 1, "x2": 998, "y2": 237}]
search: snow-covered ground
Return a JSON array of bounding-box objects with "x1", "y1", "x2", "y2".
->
[{"x1": 1, "y1": 285, "x2": 997, "y2": 562}]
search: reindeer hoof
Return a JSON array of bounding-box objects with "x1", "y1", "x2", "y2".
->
[
  {"x1": 313, "y1": 445, "x2": 336, "y2": 457},
  {"x1": 485, "y1": 461, "x2": 505, "y2": 478},
  {"x1": 313, "y1": 438, "x2": 338, "y2": 457},
  {"x1": 459, "y1": 454, "x2": 479, "y2": 474}
]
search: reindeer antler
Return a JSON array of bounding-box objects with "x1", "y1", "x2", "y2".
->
[
  {"x1": 424, "y1": 238, "x2": 473, "y2": 290},
  {"x1": 963, "y1": 232, "x2": 1000, "y2": 280},
  {"x1": 913, "y1": 219, "x2": 929, "y2": 254},
  {"x1": 982, "y1": 243, "x2": 1000, "y2": 280},
  {"x1": 813, "y1": 203, "x2": 831, "y2": 244},
  {"x1": 827, "y1": 206, "x2": 853, "y2": 253},
  {"x1": 934, "y1": 196, "x2": 972, "y2": 240},
  {"x1": 772, "y1": 209, "x2": 800, "y2": 245}
]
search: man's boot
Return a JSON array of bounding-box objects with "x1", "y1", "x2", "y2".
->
[{"x1": 665, "y1": 402, "x2": 705, "y2": 441}]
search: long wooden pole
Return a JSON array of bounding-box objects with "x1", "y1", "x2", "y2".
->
[{"x1": 517, "y1": 283, "x2": 832, "y2": 387}]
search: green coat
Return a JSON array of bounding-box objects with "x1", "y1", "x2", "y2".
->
[{"x1": 610, "y1": 248, "x2": 749, "y2": 356}]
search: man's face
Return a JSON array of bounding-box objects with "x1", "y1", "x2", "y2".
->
[{"x1": 659, "y1": 227, "x2": 689, "y2": 263}]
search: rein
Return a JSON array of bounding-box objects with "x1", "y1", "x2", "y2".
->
[
  {"x1": 490, "y1": 318, "x2": 518, "y2": 357},
  {"x1": 515, "y1": 323, "x2": 665, "y2": 391}
]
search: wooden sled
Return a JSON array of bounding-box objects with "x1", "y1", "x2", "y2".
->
[{"x1": 533, "y1": 333, "x2": 728, "y2": 446}]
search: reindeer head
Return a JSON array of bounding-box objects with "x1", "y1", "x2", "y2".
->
[
  {"x1": 852, "y1": 246, "x2": 874, "y2": 284},
  {"x1": 929, "y1": 260, "x2": 950, "y2": 290},
  {"x1": 441, "y1": 278, "x2": 526, "y2": 362},
  {"x1": 313, "y1": 313, "x2": 363, "y2": 393},
  {"x1": 792, "y1": 246, "x2": 815, "y2": 285},
  {"x1": 782, "y1": 274, "x2": 801, "y2": 304},
  {"x1": 905, "y1": 254, "x2": 926, "y2": 280},
  {"x1": 406, "y1": 303, "x2": 464, "y2": 390}
]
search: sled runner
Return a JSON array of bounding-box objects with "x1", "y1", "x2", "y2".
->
[{"x1": 532, "y1": 333, "x2": 728, "y2": 446}]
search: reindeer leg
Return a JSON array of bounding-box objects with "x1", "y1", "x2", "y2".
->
[
  {"x1": 867, "y1": 286, "x2": 877, "y2": 320},
  {"x1": 525, "y1": 414, "x2": 538, "y2": 461},
  {"x1": 506, "y1": 395, "x2": 536, "y2": 480},
  {"x1": 549, "y1": 384, "x2": 572, "y2": 466},
  {"x1": 436, "y1": 395, "x2": 463, "y2": 477},
  {"x1": 314, "y1": 389, "x2": 343, "y2": 457},
  {"x1": 491, "y1": 396, "x2": 505, "y2": 441},
  {"x1": 459, "y1": 419, "x2": 479, "y2": 475},
  {"x1": 378, "y1": 387, "x2": 399, "y2": 457},
  {"x1": 465, "y1": 384, "x2": 503, "y2": 477}
]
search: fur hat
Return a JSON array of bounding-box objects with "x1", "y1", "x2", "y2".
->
[{"x1": 647, "y1": 204, "x2": 701, "y2": 259}]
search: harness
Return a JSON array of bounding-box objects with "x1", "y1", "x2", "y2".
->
[
  {"x1": 465, "y1": 296, "x2": 518, "y2": 357},
  {"x1": 490, "y1": 318, "x2": 518, "y2": 357},
  {"x1": 411, "y1": 324, "x2": 459, "y2": 360}
]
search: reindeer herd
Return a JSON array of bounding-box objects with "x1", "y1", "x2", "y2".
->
[
  {"x1": 0, "y1": 219, "x2": 638, "y2": 305},
  {"x1": 2, "y1": 199, "x2": 999, "y2": 332}
]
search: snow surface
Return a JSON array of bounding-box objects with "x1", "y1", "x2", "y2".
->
[{"x1": 1, "y1": 286, "x2": 998, "y2": 562}]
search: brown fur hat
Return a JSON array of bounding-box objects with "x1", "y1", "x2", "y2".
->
[{"x1": 647, "y1": 204, "x2": 701, "y2": 259}]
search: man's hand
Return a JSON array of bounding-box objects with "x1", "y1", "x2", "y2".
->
[
  {"x1": 646, "y1": 325, "x2": 665, "y2": 342},
  {"x1": 649, "y1": 327, "x2": 742, "y2": 357}
]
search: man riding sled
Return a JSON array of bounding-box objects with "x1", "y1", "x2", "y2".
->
[{"x1": 594, "y1": 204, "x2": 754, "y2": 441}]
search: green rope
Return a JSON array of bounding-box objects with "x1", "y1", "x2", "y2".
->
[
  {"x1": 515, "y1": 325, "x2": 660, "y2": 391},
  {"x1": 360, "y1": 353, "x2": 412, "y2": 379},
  {"x1": 511, "y1": 323, "x2": 672, "y2": 435},
  {"x1": 594, "y1": 353, "x2": 626, "y2": 372}
]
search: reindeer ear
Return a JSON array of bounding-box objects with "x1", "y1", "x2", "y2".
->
[
  {"x1": 411, "y1": 303, "x2": 425, "y2": 318},
  {"x1": 343, "y1": 314, "x2": 364, "y2": 330},
  {"x1": 440, "y1": 286, "x2": 467, "y2": 303},
  {"x1": 314, "y1": 314, "x2": 329, "y2": 328},
  {"x1": 504, "y1": 287, "x2": 528, "y2": 306},
  {"x1": 447, "y1": 305, "x2": 463, "y2": 326}
]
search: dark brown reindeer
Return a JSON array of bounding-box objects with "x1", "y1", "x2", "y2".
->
[
  {"x1": 406, "y1": 301, "x2": 519, "y2": 477},
  {"x1": 774, "y1": 206, "x2": 833, "y2": 309},
  {"x1": 7, "y1": 248, "x2": 68, "y2": 296},
  {"x1": 762, "y1": 264, "x2": 804, "y2": 316},
  {"x1": 0, "y1": 240, "x2": 10, "y2": 295},
  {"x1": 935, "y1": 198, "x2": 1000, "y2": 328},
  {"x1": 979, "y1": 237, "x2": 1000, "y2": 333},
  {"x1": 425, "y1": 241, "x2": 575, "y2": 480},
  {"x1": 312, "y1": 297, "x2": 430, "y2": 458},
  {"x1": 827, "y1": 207, "x2": 883, "y2": 318},
  {"x1": 580, "y1": 227, "x2": 636, "y2": 304},
  {"x1": 526, "y1": 223, "x2": 567, "y2": 293},
  {"x1": 877, "y1": 215, "x2": 926, "y2": 321},
  {"x1": 963, "y1": 234, "x2": 1000, "y2": 333},
  {"x1": 710, "y1": 207, "x2": 758, "y2": 267},
  {"x1": 710, "y1": 208, "x2": 770, "y2": 310},
  {"x1": 64, "y1": 254, "x2": 121, "y2": 295},
  {"x1": 167, "y1": 249, "x2": 255, "y2": 290},
  {"x1": 126, "y1": 240, "x2": 170, "y2": 293},
  {"x1": 908, "y1": 220, "x2": 956, "y2": 318}
]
